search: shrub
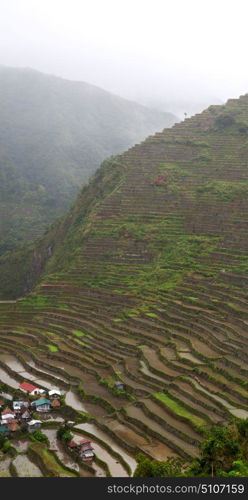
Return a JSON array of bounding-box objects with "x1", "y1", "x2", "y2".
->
[
  {"x1": 215, "y1": 114, "x2": 235, "y2": 128},
  {"x1": 29, "y1": 430, "x2": 49, "y2": 445}
]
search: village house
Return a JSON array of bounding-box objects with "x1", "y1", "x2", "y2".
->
[
  {"x1": 51, "y1": 398, "x2": 60, "y2": 408},
  {"x1": 78, "y1": 438, "x2": 94, "y2": 462},
  {"x1": 114, "y1": 381, "x2": 124, "y2": 390},
  {"x1": 66, "y1": 421, "x2": 75, "y2": 427},
  {"x1": 19, "y1": 382, "x2": 41, "y2": 396},
  {"x1": 48, "y1": 389, "x2": 61, "y2": 399},
  {"x1": 13, "y1": 401, "x2": 29, "y2": 413},
  {"x1": 27, "y1": 420, "x2": 42, "y2": 432},
  {"x1": 19, "y1": 406, "x2": 31, "y2": 420},
  {"x1": 8, "y1": 419, "x2": 20, "y2": 432},
  {"x1": 1, "y1": 407, "x2": 15, "y2": 423},
  {"x1": 31, "y1": 398, "x2": 51, "y2": 412}
]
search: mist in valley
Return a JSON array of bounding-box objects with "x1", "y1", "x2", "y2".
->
[{"x1": 0, "y1": 0, "x2": 247, "y2": 117}]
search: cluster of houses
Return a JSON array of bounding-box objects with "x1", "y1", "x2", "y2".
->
[
  {"x1": 68, "y1": 437, "x2": 95, "y2": 463},
  {"x1": 0, "y1": 382, "x2": 62, "y2": 436}
]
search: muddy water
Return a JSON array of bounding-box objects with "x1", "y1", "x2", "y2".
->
[
  {"x1": 0, "y1": 354, "x2": 61, "y2": 391},
  {"x1": 139, "y1": 360, "x2": 167, "y2": 384},
  {"x1": 142, "y1": 348, "x2": 179, "y2": 377},
  {"x1": 0, "y1": 354, "x2": 25, "y2": 371},
  {"x1": 140, "y1": 398, "x2": 201, "y2": 441},
  {"x1": 25, "y1": 361, "x2": 69, "y2": 383},
  {"x1": 171, "y1": 338, "x2": 191, "y2": 351},
  {"x1": 178, "y1": 352, "x2": 204, "y2": 364},
  {"x1": 73, "y1": 431, "x2": 128, "y2": 477},
  {"x1": 32, "y1": 379, "x2": 60, "y2": 391},
  {"x1": 12, "y1": 440, "x2": 29, "y2": 452},
  {"x1": 43, "y1": 428, "x2": 103, "y2": 477},
  {"x1": 160, "y1": 346, "x2": 177, "y2": 360},
  {"x1": 42, "y1": 429, "x2": 92, "y2": 476},
  {"x1": 17, "y1": 371, "x2": 38, "y2": 381},
  {"x1": 115, "y1": 364, "x2": 152, "y2": 393},
  {"x1": 0, "y1": 456, "x2": 11, "y2": 476},
  {"x1": 75, "y1": 423, "x2": 137, "y2": 473},
  {"x1": 44, "y1": 358, "x2": 82, "y2": 379},
  {"x1": 230, "y1": 409, "x2": 248, "y2": 419},
  {"x1": 106, "y1": 418, "x2": 148, "y2": 448},
  {"x1": 65, "y1": 390, "x2": 88, "y2": 412},
  {"x1": 105, "y1": 417, "x2": 178, "y2": 461},
  {"x1": 227, "y1": 355, "x2": 248, "y2": 372},
  {"x1": 125, "y1": 405, "x2": 199, "y2": 458},
  {"x1": 12, "y1": 454, "x2": 42, "y2": 477},
  {"x1": 0, "y1": 392, "x2": 12, "y2": 400},
  {"x1": 0, "y1": 366, "x2": 19, "y2": 388},
  {"x1": 187, "y1": 378, "x2": 248, "y2": 419},
  {"x1": 142, "y1": 439, "x2": 179, "y2": 461}
]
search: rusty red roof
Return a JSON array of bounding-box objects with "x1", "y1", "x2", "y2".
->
[{"x1": 19, "y1": 382, "x2": 38, "y2": 392}]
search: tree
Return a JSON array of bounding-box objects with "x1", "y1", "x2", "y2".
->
[
  {"x1": 29, "y1": 430, "x2": 49, "y2": 445},
  {"x1": 1, "y1": 440, "x2": 11, "y2": 453},
  {"x1": 57, "y1": 426, "x2": 73, "y2": 443},
  {"x1": 189, "y1": 425, "x2": 240, "y2": 477},
  {"x1": 219, "y1": 460, "x2": 248, "y2": 477},
  {"x1": 133, "y1": 454, "x2": 185, "y2": 477}
]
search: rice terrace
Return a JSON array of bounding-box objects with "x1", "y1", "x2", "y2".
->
[{"x1": 0, "y1": 95, "x2": 248, "y2": 478}]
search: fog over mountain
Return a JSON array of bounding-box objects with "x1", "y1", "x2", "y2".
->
[
  {"x1": 0, "y1": 0, "x2": 247, "y2": 117},
  {"x1": 0, "y1": 65, "x2": 176, "y2": 255}
]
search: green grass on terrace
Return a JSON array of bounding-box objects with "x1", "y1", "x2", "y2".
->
[
  {"x1": 154, "y1": 392, "x2": 207, "y2": 427},
  {"x1": 46, "y1": 344, "x2": 58, "y2": 352}
]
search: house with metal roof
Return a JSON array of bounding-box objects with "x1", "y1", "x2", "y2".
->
[
  {"x1": 48, "y1": 389, "x2": 61, "y2": 398},
  {"x1": 19, "y1": 382, "x2": 40, "y2": 395},
  {"x1": 13, "y1": 401, "x2": 29, "y2": 412},
  {"x1": 31, "y1": 398, "x2": 51, "y2": 412},
  {"x1": 27, "y1": 420, "x2": 42, "y2": 432},
  {"x1": 79, "y1": 438, "x2": 94, "y2": 462},
  {"x1": 1, "y1": 407, "x2": 15, "y2": 423}
]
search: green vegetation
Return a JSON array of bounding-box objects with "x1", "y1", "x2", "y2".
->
[
  {"x1": 73, "y1": 330, "x2": 85, "y2": 337},
  {"x1": 0, "y1": 94, "x2": 248, "y2": 478},
  {"x1": 134, "y1": 455, "x2": 185, "y2": 477},
  {"x1": 0, "y1": 432, "x2": 11, "y2": 454},
  {"x1": 134, "y1": 421, "x2": 248, "y2": 477},
  {"x1": 154, "y1": 392, "x2": 206, "y2": 427},
  {"x1": 28, "y1": 442, "x2": 77, "y2": 477},
  {"x1": 46, "y1": 344, "x2": 58, "y2": 352},
  {"x1": 196, "y1": 180, "x2": 248, "y2": 201},
  {"x1": 29, "y1": 430, "x2": 49, "y2": 445},
  {"x1": 189, "y1": 420, "x2": 248, "y2": 477},
  {"x1": 57, "y1": 426, "x2": 73, "y2": 443}
]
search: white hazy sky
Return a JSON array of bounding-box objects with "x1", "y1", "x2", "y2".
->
[{"x1": 0, "y1": 0, "x2": 248, "y2": 111}]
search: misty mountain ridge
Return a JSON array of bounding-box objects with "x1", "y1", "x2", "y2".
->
[{"x1": 0, "y1": 65, "x2": 177, "y2": 254}]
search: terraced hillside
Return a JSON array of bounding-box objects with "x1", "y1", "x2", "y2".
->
[{"x1": 1, "y1": 95, "x2": 248, "y2": 474}]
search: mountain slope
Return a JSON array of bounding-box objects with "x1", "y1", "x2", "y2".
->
[
  {"x1": 0, "y1": 65, "x2": 177, "y2": 254},
  {"x1": 0, "y1": 95, "x2": 248, "y2": 464}
]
